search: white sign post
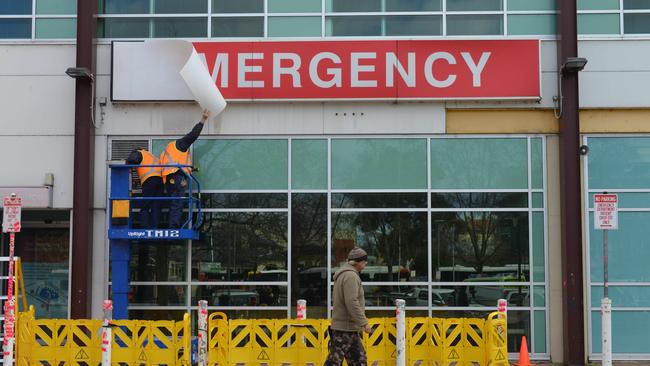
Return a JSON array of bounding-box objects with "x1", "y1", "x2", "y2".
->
[
  {"x1": 197, "y1": 300, "x2": 208, "y2": 366},
  {"x1": 395, "y1": 299, "x2": 406, "y2": 366},
  {"x1": 101, "y1": 300, "x2": 113, "y2": 366},
  {"x1": 594, "y1": 193, "x2": 618, "y2": 366},
  {"x1": 2, "y1": 194, "x2": 22, "y2": 366}
]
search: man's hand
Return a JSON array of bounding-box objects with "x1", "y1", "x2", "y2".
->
[
  {"x1": 201, "y1": 109, "x2": 210, "y2": 123},
  {"x1": 363, "y1": 324, "x2": 372, "y2": 334}
]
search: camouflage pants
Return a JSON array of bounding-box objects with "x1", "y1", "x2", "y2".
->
[{"x1": 324, "y1": 329, "x2": 367, "y2": 366}]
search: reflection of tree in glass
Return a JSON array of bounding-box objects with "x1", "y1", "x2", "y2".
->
[
  {"x1": 197, "y1": 212, "x2": 287, "y2": 281},
  {"x1": 291, "y1": 194, "x2": 328, "y2": 307},
  {"x1": 332, "y1": 194, "x2": 427, "y2": 282}
]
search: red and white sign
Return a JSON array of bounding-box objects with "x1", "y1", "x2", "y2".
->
[
  {"x1": 113, "y1": 40, "x2": 540, "y2": 102},
  {"x1": 2, "y1": 195, "x2": 22, "y2": 233},
  {"x1": 594, "y1": 194, "x2": 618, "y2": 230}
]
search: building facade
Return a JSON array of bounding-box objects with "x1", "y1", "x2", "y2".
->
[{"x1": 1, "y1": 0, "x2": 650, "y2": 363}]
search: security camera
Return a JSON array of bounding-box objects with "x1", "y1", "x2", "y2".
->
[{"x1": 579, "y1": 145, "x2": 589, "y2": 156}]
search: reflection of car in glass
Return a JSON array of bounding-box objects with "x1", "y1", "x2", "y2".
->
[
  {"x1": 247, "y1": 270, "x2": 287, "y2": 281},
  {"x1": 385, "y1": 288, "x2": 454, "y2": 307},
  {"x1": 212, "y1": 290, "x2": 259, "y2": 306}
]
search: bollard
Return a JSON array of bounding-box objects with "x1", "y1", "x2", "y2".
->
[
  {"x1": 101, "y1": 300, "x2": 113, "y2": 366},
  {"x1": 497, "y1": 298, "x2": 507, "y2": 317},
  {"x1": 297, "y1": 299, "x2": 307, "y2": 320},
  {"x1": 395, "y1": 299, "x2": 406, "y2": 366},
  {"x1": 198, "y1": 300, "x2": 208, "y2": 366},
  {"x1": 602, "y1": 297, "x2": 612, "y2": 366}
]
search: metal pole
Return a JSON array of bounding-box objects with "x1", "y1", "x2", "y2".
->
[
  {"x1": 101, "y1": 300, "x2": 113, "y2": 366},
  {"x1": 601, "y1": 229, "x2": 612, "y2": 366},
  {"x1": 198, "y1": 300, "x2": 208, "y2": 366},
  {"x1": 2, "y1": 232, "x2": 16, "y2": 366},
  {"x1": 395, "y1": 299, "x2": 406, "y2": 366}
]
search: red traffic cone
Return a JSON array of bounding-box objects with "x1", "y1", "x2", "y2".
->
[{"x1": 515, "y1": 336, "x2": 535, "y2": 366}]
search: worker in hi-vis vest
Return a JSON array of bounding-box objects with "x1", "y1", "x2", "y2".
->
[
  {"x1": 126, "y1": 149, "x2": 163, "y2": 228},
  {"x1": 160, "y1": 109, "x2": 210, "y2": 228}
]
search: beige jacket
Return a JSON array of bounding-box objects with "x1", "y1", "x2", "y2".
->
[{"x1": 331, "y1": 263, "x2": 368, "y2": 332}]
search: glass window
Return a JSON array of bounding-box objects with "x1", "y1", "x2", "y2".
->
[
  {"x1": 578, "y1": 13, "x2": 619, "y2": 34},
  {"x1": 192, "y1": 285, "x2": 287, "y2": 306},
  {"x1": 99, "y1": 0, "x2": 149, "y2": 14},
  {"x1": 591, "y1": 311, "x2": 650, "y2": 353},
  {"x1": 531, "y1": 138, "x2": 543, "y2": 189},
  {"x1": 532, "y1": 212, "x2": 544, "y2": 282},
  {"x1": 333, "y1": 193, "x2": 427, "y2": 209},
  {"x1": 590, "y1": 211, "x2": 650, "y2": 282},
  {"x1": 129, "y1": 242, "x2": 187, "y2": 282},
  {"x1": 326, "y1": 16, "x2": 382, "y2": 36},
  {"x1": 624, "y1": 13, "x2": 650, "y2": 34},
  {"x1": 0, "y1": 19, "x2": 31, "y2": 39},
  {"x1": 534, "y1": 311, "x2": 546, "y2": 353},
  {"x1": 16, "y1": 228, "x2": 69, "y2": 319},
  {"x1": 36, "y1": 18, "x2": 76, "y2": 38},
  {"x1": 624, "y1": 0, "x2": 650, "y2": 9},
  {"x1": 431, "y1": 285, "x2": 531, "y2": 307},
  {"x1": 578, "y1": 0, "x2": 619, "y2": 9},
  {"x1": 507, "y1": 0, "x2": 556, "y2": 11},
  {"x1": 194, "y1": 212, "x2": 288, "y2": 281},
  {"x1": 213, "y1": 0, "x2": 263, "y2": 13},
  {"x1": 155, "y1": 0, "x2": 207, "y2": 13},
  {"x1": 532, "y1": 193, "x2": 544, "y2": 208},
  {"x1": 431, "y1": 193, "x2": 528, "y2": 209},
  {"x1": 591, "y1": 286, "x2": 650, "y2": 307},
  {"x1": 37, "y1": 0, "x2": 76, "y2": 14},
  {"x1": 212, "y1": 16, "x2": 264, "y2": 37},
  {"x1": 533, "y1": 286, "x2": 545, "y2": 307},
  {"x1": 292, "y1": 139, "x2": 327, "y2": 190},
  {"x1": 292, "y1": 194, "x2": 328, "y2": 318},
  {"x1": 362, "y1": 285, "x2": 429, "y2": 307},
  {"x1": 588, "y1": 138, "x2": 650, "y2": 189},
  {"x1": 269, "y1": 0, "x2": 321, "y2": 13},
  {"x1": 97, "y1": 18, "x2": 150, "y2": 38},
  {"x1": 268, "y1": 16, "x2": 321, "y2": 37},
  {"x1": 431, "y1": 138, "x2": 528, "y2": 189},
  {"x1": 446, "y1": 0, "x2": 503, "y2": 11},
  {"x1": 385, "y1": 15, "x2": 443, "y2": 36},
  {"x1": 327, "y1": 0, "x2": 382, "y2": 12},
  {"x1": 193, "y1": 139, "x2": 288, "y2": 190},
  {"x1": 386, "y1": 0, "x2": 442, "y2": 11},
  {"x1": 153, "y1": 17, "x2": 207, "y2": 38},
  {"x1": 446, "y1": 14, "x2": 503, "y2": 35},
  {"x1": 508, "y1": 14, "x2": 556, "y2": 35},
  {"x1": 332, "y1": 139, "x2": 427, "y2": 189},
  {"x1": 0, "y1": 0, "x2": 31, "y2": 15},
  {"x1": 332, "y1": 212, "x2": 428, "y2": 282},
  {"x1": 201, "y1": 193, "x2": 287, "y2": 209},
  {"x1": 431, "y1": 212, "x2": 530, "y2": 282},
  {"x1": 130, "y1": 285, "x2": 188, "y2": 306}
]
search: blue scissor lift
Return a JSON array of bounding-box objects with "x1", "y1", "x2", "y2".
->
[{"x1": 108, "y1": 164, "x2": 202, "y2": 319}]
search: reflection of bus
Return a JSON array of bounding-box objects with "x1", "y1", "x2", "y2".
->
[{"x1": 331, "y1": 265, "x2": 411, "y2": 281}]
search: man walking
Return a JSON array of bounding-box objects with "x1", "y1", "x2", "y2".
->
[
  {"x1": 325, "y1": 247, "x2": 371, "y2": 366},
  {"x1": 160, "y1": 109, "x2": 210, "y2": 228}
]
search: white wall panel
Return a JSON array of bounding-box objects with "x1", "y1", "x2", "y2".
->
[
  {"x1": 0, "y1": 75, "x2": 75, "y2": 135},
  {"x1": 0, "y1": 136, "x2": 73, "y2": 208},
  {"x1": 0, "y1": 44, "x2": 75, "y2": 76}
]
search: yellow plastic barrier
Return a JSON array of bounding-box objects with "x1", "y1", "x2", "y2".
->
[
  {"x1": 208, "y1": 312, "x2": 507, "y2": 366},
  {"x1": 16, "y1": 307, "x2": 191, "y2": 365}
]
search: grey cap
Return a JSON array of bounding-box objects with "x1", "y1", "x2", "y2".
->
[{"x1": 347, "y1": 247, "x2": 368, "y2": 261}]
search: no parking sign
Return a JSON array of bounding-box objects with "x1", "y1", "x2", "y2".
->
[
  {"x1": 594, "y1": 194, "x2": 618, "y2": 230},
  {"x1": 2, "y1": 195, "x2": 22, "y2": 233}
]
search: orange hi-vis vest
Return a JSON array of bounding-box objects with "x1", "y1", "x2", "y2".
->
[
  {"x1": 159, "y1": 141, "x2": 192, "y2": 178},
  {"x1": 135, "y1": 150, "x2": 162, "y2": 184}
]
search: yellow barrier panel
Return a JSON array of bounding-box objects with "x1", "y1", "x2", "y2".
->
[
  {"x1": 485, "y1": 312, "x2": 508, "y2": 366},
  {"x1": 208, "y1": 314, "x2": 506, "y2": 366},
  {"x1": 16, "y1": 310, "x2": 191, "y2": 365}
]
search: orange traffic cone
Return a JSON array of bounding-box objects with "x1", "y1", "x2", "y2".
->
[{"x1": 515, "y1": 336, "x2": 535, "y2": 366}]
